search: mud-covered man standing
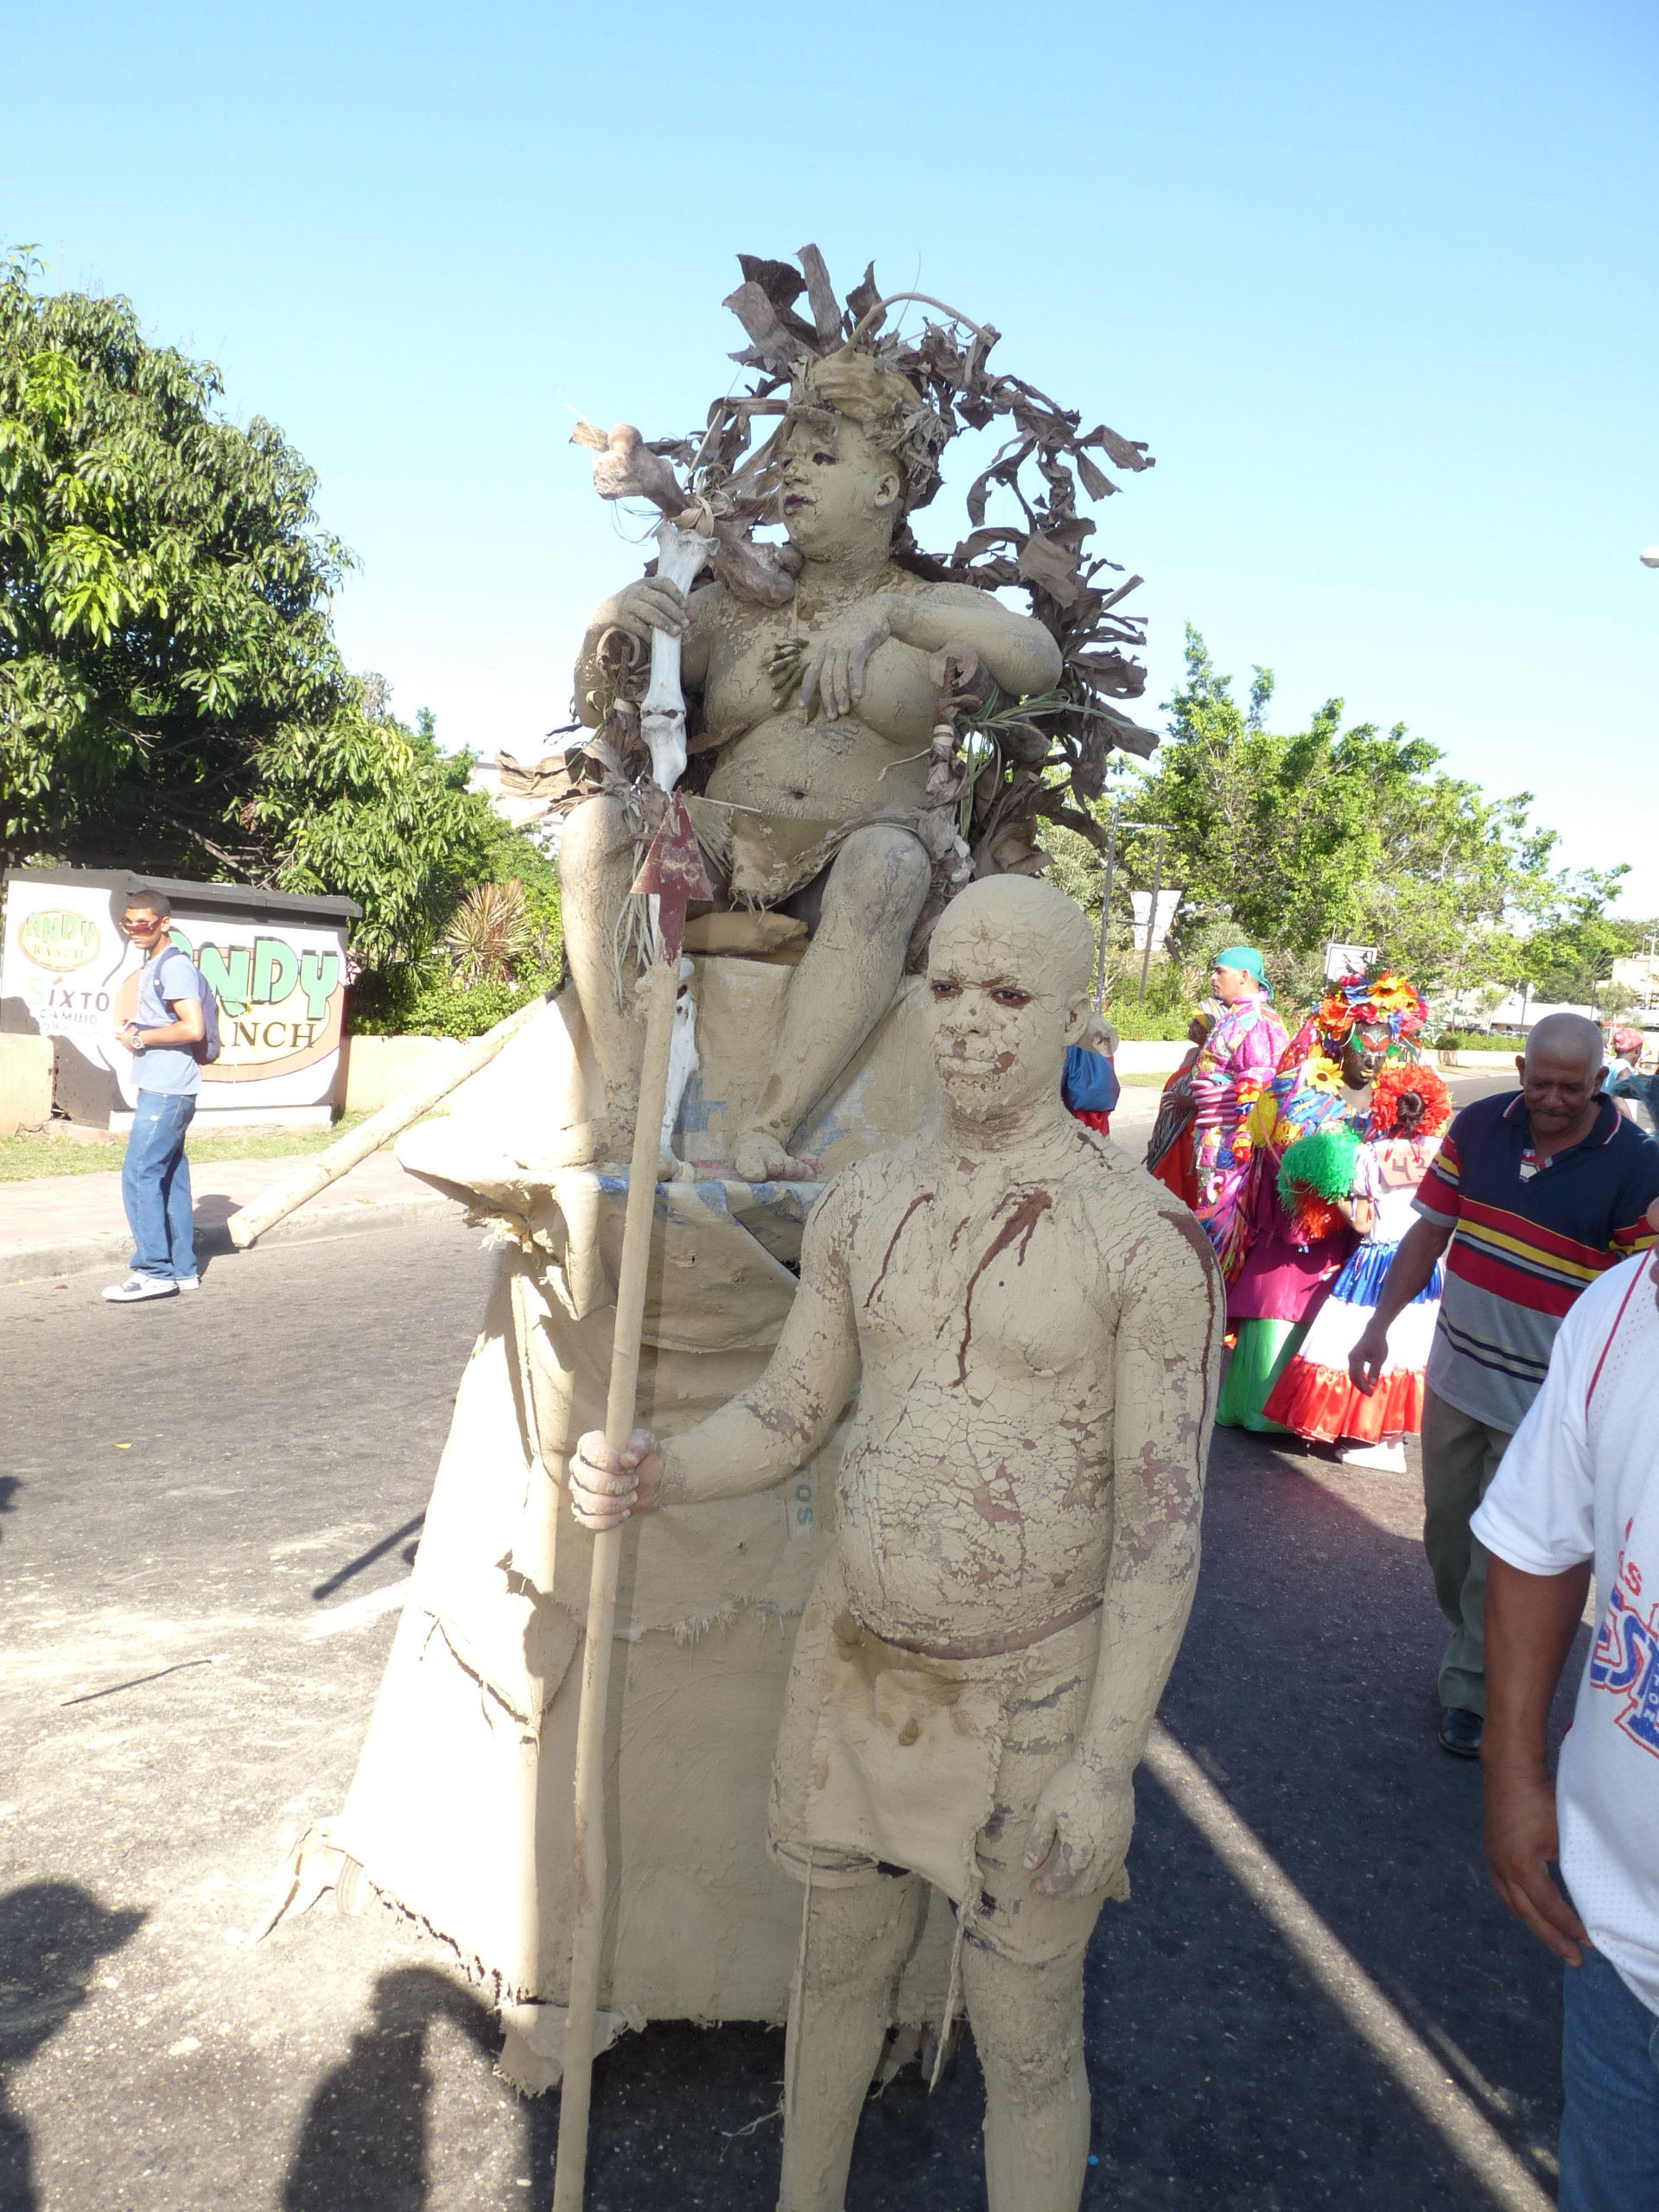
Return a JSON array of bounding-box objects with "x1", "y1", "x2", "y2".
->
[{"x1": 571, "y1": 874, "x2": 1219, "y2": 2212}]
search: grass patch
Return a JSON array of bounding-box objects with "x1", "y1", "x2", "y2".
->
[{"x1": 0, "y1": 1112, "x2": 379, "y2": 1183}]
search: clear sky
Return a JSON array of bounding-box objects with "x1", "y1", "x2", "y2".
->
[{"x1": 6, "y1": 0, "x2": 1656, "y2": 909}]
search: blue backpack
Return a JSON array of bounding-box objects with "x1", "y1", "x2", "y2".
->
[{"x1": 155, "y1": 946, "x2": 222, "y2": 1064}]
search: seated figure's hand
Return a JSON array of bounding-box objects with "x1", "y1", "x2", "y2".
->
[
  {"x1": 799, "y1": 600, "x2": 894, "y2": 721},
  {"x1": 568, "y1": 1427, "x2": 663, "y2": 1531},
  {"x1": 1023, "y1": 1758, "x2": 1135, "y2": 1897},
  {"x1": 608, "y1": 578, "x2": 690, "y2": 648}
]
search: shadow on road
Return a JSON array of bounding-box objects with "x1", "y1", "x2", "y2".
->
[
  {"x1": 0, "y1": 1476, "x2": 18, "y2": 1546},
  {"x1": 281, "y1": 1966, "x2": 499, "y2": 2209},
  {"x1": 311, "y1": 1516, "x2": 426, "y2": 1603},
  {"x1": 0, "y1": 1881, "x2": 145, "y2": 2211}
]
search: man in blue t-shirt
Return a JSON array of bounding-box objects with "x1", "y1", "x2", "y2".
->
[{"x1": 104, "y1": 887, "x2": 207, "y2": 1303}]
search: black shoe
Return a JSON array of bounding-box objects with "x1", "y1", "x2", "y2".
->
[{"x1": 1438, "y1": 1707, "x2": 1483, "y2": 1758}]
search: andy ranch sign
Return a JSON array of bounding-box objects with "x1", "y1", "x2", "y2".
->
[{"x1": 1, "y1": 868, "x2": 361, "y2": 1123}]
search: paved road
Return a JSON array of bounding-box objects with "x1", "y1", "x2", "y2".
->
[{"x1": 0, "y1": 1133, "x2": 1576, "y2": 2211}]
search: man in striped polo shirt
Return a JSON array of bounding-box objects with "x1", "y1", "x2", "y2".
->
[{"x1": 1350, "y1": 1014, "x2": 1659, "y2": 1758}]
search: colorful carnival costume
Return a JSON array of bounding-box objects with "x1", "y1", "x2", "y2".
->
[
  {"x1": 1192, "y1": 966, "x2": 1288, "y2": 1262},
  {"x1": 1215, "y1": 968, "x2": 1430, "y2": 1432},
  {"x1": 1146, "y1": 1004, "x2": 1224, "y2": 1211},
  {"x1": 1264, "y1": 1063, "x2": 1453, "y2": 1461}
]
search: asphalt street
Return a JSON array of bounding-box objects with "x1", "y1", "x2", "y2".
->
[{"x1": 0, "y1": 1087, "x2": 1577, "y2": 2212}]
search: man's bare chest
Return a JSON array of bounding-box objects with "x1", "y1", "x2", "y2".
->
[{"x1": 848, "y1": 1179, "x2": 1106, "y2": 1384}]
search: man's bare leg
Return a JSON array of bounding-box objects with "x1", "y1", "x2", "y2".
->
[
  {"x1": 778, "y1": 1874, "x2": 925, "y2": 2212},
  {"x1": 557, "y1": 793, "x2": 648, "y2": 1143},
  {"x1": 732, "y1": 827, "x2": 930, "y2": 1183},
  {"x1": 963, "y1": 1939, "x2": 1091, "y2": 2212}
]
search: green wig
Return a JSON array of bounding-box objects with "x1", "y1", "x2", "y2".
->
[{"x1": 1278, "y1": 1122, "x2": 1361, "y2": 1207}]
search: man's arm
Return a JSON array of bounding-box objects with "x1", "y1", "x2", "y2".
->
[
  {"x1": 568, "y1": 1179, "x2": 861, "y2": 1529},
  {"x1": 1348, "y1": 1216, "x2": 1452, "y2": 1393},
  {"x1": 1482, "y1": 1554, "x2": 1592, "y2": 1965},
  {"x1": 1025, "y1": 1209, "x2": 1220, "y2": 1894},
  {"x1": 120, "y1": 969, "x2": 205, "y2": 1053}
]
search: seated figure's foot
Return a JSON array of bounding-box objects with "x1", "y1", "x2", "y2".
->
[{"x1": 731, "y1": 1128, "x2": 818, "y2": 1184}]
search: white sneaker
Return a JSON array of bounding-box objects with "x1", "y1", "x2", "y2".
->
[
  {"x1": 103, "y1": 1274, "x2": 179, "y2": 1303},
  {"x1": 175, "y1": 1275, "x2": 200, "y2": 1291},
  {"x1": 1339, "y1": 1439, "x2": 1408, "y2": 1472}
]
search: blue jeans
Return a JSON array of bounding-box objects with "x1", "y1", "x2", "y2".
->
[
  {"x1": 1560, "y1": 1947, "x2": 1659, "y2": 2210},
  {"x1": 121, "y1": 1090, "x2": 198, "y2": 1281}
]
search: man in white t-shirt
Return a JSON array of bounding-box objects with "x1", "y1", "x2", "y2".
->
[{"x1": 1473, "y1": 1199, "x2": 1659, "y2": 2211}]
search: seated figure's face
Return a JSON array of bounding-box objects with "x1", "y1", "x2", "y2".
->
[
  {"x1": 925, "y1": 891, "x2": 1088, "y2": 1128},
  {"x1": 778, "y1": 415, "x2": 902, "y2": 561}
]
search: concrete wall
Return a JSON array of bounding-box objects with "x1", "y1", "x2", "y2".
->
[
  {"x1": 1113, "y1": 1039, "x2": 1190, "y2": 1074},
  {"x1": 341, "y1": 1033, "x2": 469, "y2": 1116},
  {"x1": 0, "y1": 1033, "x2": 54, "y2": 1136}
]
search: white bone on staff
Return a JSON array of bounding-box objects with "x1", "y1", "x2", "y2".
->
[{"x1": 550, "y1": 503, "x2": 713, "y2": 2212}]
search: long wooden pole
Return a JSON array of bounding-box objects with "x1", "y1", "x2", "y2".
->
[
  {"x1": 551, "y1": 957, "x2": 679, "y2": 2209},
  {"x1": 226, "y1": 991, "x2": 550, "y2": 1249},
  {"x1": 550, "y1": 506, "x2": 711, "y2": 2212}
]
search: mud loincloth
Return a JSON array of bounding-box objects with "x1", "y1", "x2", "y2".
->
[
  {"x1": 769, "y1": 1556, "x2": 1128, "y2": 1969},
  {"x1": 686, "y1": 795, "x2": 930, "y2": 910}
]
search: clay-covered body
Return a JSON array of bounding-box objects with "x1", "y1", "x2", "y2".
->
[
  {"x1": 572, "y1": 878, "x2": 1220, "y2": 2212},
  {"x1": 828, "y1": 1135, "x2": 1166, "y2": 1653},
  {"x1": 566, "y1": 413, "x2": 1061, "y2": 1179}
]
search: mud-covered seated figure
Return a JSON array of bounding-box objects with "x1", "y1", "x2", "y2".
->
[
  {"x1": 563, "y1": 349, "x2": 1063, "y2": 1183},
  {"x1": 570, "y1": 875, "x2": 1220, "y2": 2212}
]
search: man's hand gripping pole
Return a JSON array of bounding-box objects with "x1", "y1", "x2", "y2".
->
[{"x1": 551, "y1": 519, "x2": 713, "y2": 2212}]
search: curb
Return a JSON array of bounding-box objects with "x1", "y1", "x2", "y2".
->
[{"x1": 3, "y1": 1191, "x2": 464, "y2": 1287}]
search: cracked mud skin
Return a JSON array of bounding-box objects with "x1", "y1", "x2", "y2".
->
[{"x1": 627, "y1": 875, "x2": 1221, "y2": 2212}]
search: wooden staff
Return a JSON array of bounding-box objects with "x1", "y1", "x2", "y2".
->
[
  {"x1": 226, "y1": 991, "x2": 552, "y2": 1249},
  {"x1": 552, "y1": 519, "x2": 713, "y2": 2212}
]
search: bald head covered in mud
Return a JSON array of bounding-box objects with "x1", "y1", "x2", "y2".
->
[{"x1": 571, "y1": 876, "x2": 1221, "y2": 2212}]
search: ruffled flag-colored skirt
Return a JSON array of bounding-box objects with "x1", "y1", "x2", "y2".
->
[{"x1": 1262, "y1": 1238, "x2": 1443, "y2": 1445}]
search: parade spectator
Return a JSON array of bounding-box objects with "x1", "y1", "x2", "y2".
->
[
  {"x1": 1605, "y1": 1027, "x2": 1656, "y2": 1136},
  {"x1": 1062, "y1": 1012, "x2": 1121, "y2": 1138},
  {"x1": 1475, "y1": 1205, "x2": 1659, "y2": 2210},
  {"x1": 103, "y1": 888, "x2": 207, "y2": 1304},
  {"x1": 1349, "y1": 1014, "x2": 1659, "y2": 1757},
  {"x1": 1192, "y1": 949, "x2": 1287, "y2": 1265}
]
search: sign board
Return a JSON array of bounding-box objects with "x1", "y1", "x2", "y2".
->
[
  {"x1": 1324, "y1": 941, "x2": 1378, "y2": 982},
  {"x1": 2, "y1": 868, "x2": 361, "y2": 1125},
  {"x1": 1130, "y1": 887, "x2": 1182, "y2": 955}
]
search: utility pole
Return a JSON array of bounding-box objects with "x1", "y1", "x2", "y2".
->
[{"x1": 1095, "y1": 798, "x2": 1121, "y2": 1014}]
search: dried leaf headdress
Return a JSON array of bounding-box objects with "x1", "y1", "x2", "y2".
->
[{"x1": 571, "y1": 245, "x2": 1159, "y2": 886}]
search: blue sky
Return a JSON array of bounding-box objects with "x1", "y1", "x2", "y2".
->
[{"x1": 7, "y1": 0, "x2": 1656, "y2": 909}]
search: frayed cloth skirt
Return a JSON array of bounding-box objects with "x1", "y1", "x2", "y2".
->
[{"x1": 1264, "y1": 1237, "x2": 1442, "y2": 1444}]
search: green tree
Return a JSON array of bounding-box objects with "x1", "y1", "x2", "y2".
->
[
  {"x1": 1115, "y1": 629, "x2": 1561, "y2": 995},
  {"x1": 0, "y1": 251, "x2": 497, "y2": 965},
  {"x1": 1517, "y1": 873, "x2": 1639, "y2": 1003}
]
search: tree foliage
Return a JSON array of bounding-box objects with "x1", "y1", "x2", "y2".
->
[
  {"x1": 1094, "y1": 629, "x2": 1618, "y2": 998},
  {"x1": 0, "y1": 251, "x2": 495, "y2": 964}
]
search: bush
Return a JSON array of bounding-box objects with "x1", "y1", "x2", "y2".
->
[
  {"x1": 1103, "y1": 1004, "x2": 1201, "y2": 1041},
  {"x1": 1433, "y1": 1030, "x2": 1526, "y2": 1054},
  {"x1": 347, "y1": 966, "x2": 560, "y2": 1039}
]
